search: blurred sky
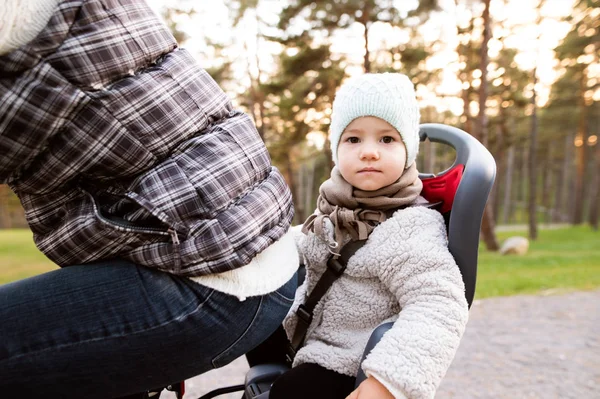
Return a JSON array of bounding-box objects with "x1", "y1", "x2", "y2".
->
[{"x1": 144, "y1": 0, "x2": 576, "y2": 115}]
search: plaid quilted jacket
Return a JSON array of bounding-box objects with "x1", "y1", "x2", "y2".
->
[{"x1": 0, "y1": 0, "x2": 294, "y2": 276}]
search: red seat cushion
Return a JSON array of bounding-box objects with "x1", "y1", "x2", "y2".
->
[{"x1": 421, "y1": 165, "x2": 464, "y2": 214}]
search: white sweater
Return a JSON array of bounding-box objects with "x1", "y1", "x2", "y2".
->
[
  {"x1": 0, "y1": 0, "x2": 62, "y2": 55},
  {"x1": 284, "y1": 206, "x2": 469, "y2": 399},
  {"x1": 1, "y1": 0, "x2": 299, "y2": 299}
]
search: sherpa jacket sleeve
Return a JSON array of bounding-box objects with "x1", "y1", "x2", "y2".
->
[
  {"x1": 289, "y1": 224, "x2": 307, "y2": 261},
  {"x1": 360, "y1": 207, "x2": 469, "y2": 399}
]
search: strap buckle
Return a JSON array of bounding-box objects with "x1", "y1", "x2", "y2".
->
[
  {"x1": 326, "y1": 256, "x2": 346, "y2": 276},
  {"x1": 296, "y1": 304, "x2": 313, "y2": 324}
]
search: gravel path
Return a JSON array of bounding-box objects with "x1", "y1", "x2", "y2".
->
[{"x1": 164, "y1": 289, "x2": 600, "y2": 399}]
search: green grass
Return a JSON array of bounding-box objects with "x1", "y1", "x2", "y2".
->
[
  {"x1": 476, "y1": 225, "x2": 600, "y2": 298},
  {"x1": 0, "y1": 229, "x2": 58, "y2": 284},
  {"x1": 1, "y1": 227, "x2": 599, "y2": 299}
]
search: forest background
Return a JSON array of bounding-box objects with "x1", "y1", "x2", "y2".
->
[{"x1": 1, "y1": 0, "x2": 598, "y2": 252}]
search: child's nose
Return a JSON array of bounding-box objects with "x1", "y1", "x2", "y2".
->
[{"x1": 360, "y1": 144, "x2": 380, "y2": 160}]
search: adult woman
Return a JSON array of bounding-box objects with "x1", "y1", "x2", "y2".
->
[{"x1": 0, "y1": 0, "x2": 298, "y2": 397}]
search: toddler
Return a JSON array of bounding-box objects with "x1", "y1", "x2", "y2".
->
[{"x1": 270, "y1": 73, "x2": 469, "y2": 399}]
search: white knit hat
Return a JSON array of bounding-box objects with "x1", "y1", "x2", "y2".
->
[{"x1": 329, "y1": 73, "x2": 421, "y2": 168}]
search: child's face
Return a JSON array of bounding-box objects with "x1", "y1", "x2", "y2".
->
[{"x1": 337, "y1": 116, "x2": 407, "y2": 191}]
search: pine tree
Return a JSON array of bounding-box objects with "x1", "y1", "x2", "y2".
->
[{"x1": 554, "y1": 0, "x2": 599, "y2": 224}]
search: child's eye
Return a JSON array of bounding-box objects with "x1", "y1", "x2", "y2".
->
[
  {"x1": 346, "y1": 137, "x2": 360, "y2": 144},
  {"x1": 381, "y1": 136, "x2": 395, "y2": 143}
]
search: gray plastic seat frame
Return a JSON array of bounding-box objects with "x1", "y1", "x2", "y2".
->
[{"x1": 419, "y1": 123, "x2": 496, "y2": 308}]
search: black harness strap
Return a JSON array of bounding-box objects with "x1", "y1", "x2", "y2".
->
[{"x1": 287, "y1": 239, "x2": 366, "y2": 361}]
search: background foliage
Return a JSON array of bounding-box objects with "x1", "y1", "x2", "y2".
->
[{"x1": 1, "y1": 0, "x2": 599, "y2": 250}]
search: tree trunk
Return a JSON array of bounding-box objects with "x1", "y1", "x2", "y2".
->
[
  {"x1": 501, "y1": 146, "x2": 514, "y2": 225},
  {"x1": 477, "y1": 0, "x2": 490, "y2": 148},
  {"x1": 515, "y1": 146, "x2": 527, "y2": 223},
  {"x1": 296, "y1": 162, "x2": 306, "y2": 223},
  {"x1": 543, "y1": 142, "x2": 555, "y2": 223},
  {"x1": 528, "y1": 66, "x2": 539, "y2": 239},
  {"x1": 541, "y1": 143, "x2": 550, "y2": 207},
  {"x1": 364, "y1": 23, "x2": 371, "y2": 73},
  {"x1": 552, "y1": 137, "x2": 567, "y2": 222},
  {"x1": 568, "y1": 174, "x2": 578, "y2": 224},
  {"x1": 283, "y1": 154, "x2": 299, "y2": 222},
  {"x1": 475, "y1": 0, "x2": 499, "y2": 250},
  {"x1": 481, "y1": 206, "x2": 498, "y2": 250},
  {"x1": 573, "y1": 70, "x2": 588, "y2": 224},
  {"x1": 360, "y1": 4, "x2": 371, "y2": 73},
  {"x1": 243, "y1": 40, "x2": 259, "y2": 135},
  {"x1": 254, "y1": 18, "x2": 267, "y2": 140},
  {"x1": 462, "y1": 89, "x2": 473, "y2": 135},
  {"x1": 559, "y1": 132, "x2": 575, "y2": 222},
  {"x1": 492, "y1": 125, "x2": 504, "y2": 220},
  {"x1": 243, "y1": 51, "x2": 267, "y2": 140},
  {"x1": 306, "y1": 160, "x2": 315, "y2": 219},
  {"x1": 589, "y1": 147, "x2": 600, "y2": 230}
]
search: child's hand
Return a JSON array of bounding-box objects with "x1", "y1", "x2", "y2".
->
[{"x1": 346, "y1": 376, "x2": 394, "y2": 399}]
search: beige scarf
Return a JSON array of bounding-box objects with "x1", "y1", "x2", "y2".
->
[{"x1": 302, "y1": 163, "x2": 423, "y2": 254}]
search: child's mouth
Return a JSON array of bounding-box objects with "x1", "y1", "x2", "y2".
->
[{"x1": 359, "y1": 168, "x2": 380, "y2": 173}]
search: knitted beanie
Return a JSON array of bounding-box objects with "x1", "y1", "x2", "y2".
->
[{"x1": 329, "y1": 73, "x2": 421, "y2": 168}]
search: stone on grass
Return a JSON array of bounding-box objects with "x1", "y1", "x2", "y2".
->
[{"x1": 499, "y1": 236, "x2": 530, "y2": 255}]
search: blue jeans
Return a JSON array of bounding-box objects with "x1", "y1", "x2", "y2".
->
[{"x1": 0, "y1": 259, "x2": 297, "y2": 398}]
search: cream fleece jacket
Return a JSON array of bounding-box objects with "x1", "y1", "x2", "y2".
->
[
  {"x1": 1, "y1": 0, "x2": 299, "y2": 299},
  {"x1": 284, "y1": 206, "x2": 469, "y2": 399}
]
